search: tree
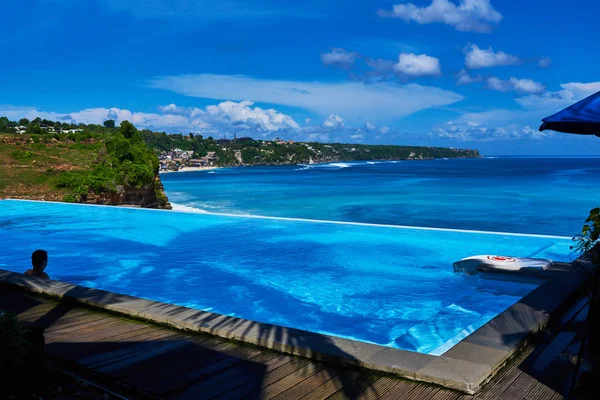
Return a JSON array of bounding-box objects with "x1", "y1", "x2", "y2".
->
[
  {"x1": 103, "y1": 119, "x2": 116, "y2": 129},
  {"x1": 119, "y1": 120, "x2": 139, "y2": 140},
  {"x1": 19, "y1": 118, "x2": 30, "y2": 126},
  {"x1": 26, "y1": 123, "x2": 43, "y2": 135},
  {"x1": 0, "y1": 116, "x2": 10, "y2": 132}
]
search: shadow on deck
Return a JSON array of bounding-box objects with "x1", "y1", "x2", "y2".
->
[{"x1": 0, "y1": 285, "x2": 402, "y2": 400}]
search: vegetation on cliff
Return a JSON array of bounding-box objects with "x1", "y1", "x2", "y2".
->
[
  {"x1": 143, "y1": 131, "x2": 480, "y2": 168},
  {"x1": 0, "y1": 120, "x2": 170, "y2": 208}
]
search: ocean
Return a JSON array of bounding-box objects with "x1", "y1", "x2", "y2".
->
[{"x1": 161, "y1": 157, "x2": 600, "y2": 237}]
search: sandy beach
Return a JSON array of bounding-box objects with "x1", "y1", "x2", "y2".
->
[{"x1": 159, "y1": 166, "x2": 219, "y2": 174}]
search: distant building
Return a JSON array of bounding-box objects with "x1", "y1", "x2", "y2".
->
[
  {"x1": 15, "y1": 126, "x2": 27, "y2": 134},
  {"x1": 238, "y1": 136, "x2": 253, "y2": 142},
  {"x1": 40, "y1": 125, "x2": 56, "y2": 132},
  {"x1": 217, "y1": 138, "x2": 231, "y2": 145}
]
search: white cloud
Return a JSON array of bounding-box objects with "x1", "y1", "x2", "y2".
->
[
  {"x1": 538, "y1": 57, "x2": 552, "y2": 68},
  {"x1": 435, "y1": 81, "x2": 600, "y2": 141},
  {"x1": 394, "y1": 53, "x2": 441, "y2": 76},
  {"x1": 378, "y1": 0, "x2": 502, "y2": 33},
  {"x1": 205, "y1": 100, "x2": 300, "y2": 132},
  {"x1": 0, "y1": 101, "x2": 300, "y2": 137},
  {"x1": 464, "y1": 44, "x2": 521, "y2": 69},
  {"x1": 350, "y1": 131, "x2": 364, "y2": 141},
  {"x1": 0, "y1": 101, "x2": 410, "y2": 145},
  {"x1": 323, "y1": 114, "x2": 345, "y2": 129},
  {"x1": 456, "y1": 69, "x2": 483, "y2": 85},
  {"x1": 560, "y1": 82, "x2": 600, "y2": 100},
  {"x1": 436, "y1": 122, "x2": 549, "y2": 141},
  {"x1": 321, "y1": 48, "x2": 360, "y2": 69},
  {"x1": 148, "y1": 74, "x2": 463, "y2": 122},
  {"x1": 487, "y1": 77, "x2": 545, "y2": 94}
]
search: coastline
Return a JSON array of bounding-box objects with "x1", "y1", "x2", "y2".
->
[{"x1": 159, "y1": 166, "x2": 220, "y2": 174}]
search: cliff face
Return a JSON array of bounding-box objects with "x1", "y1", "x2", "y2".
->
[
  {"x1": 0, "y1": 134, "x2": 171, "y2": 209},
  {"x1": 81, "y1": 175, "x2": 172, "y2": 209}
]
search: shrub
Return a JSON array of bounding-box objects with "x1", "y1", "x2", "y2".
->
[{"x1": 0, "y1": 310, "x2": 29, "y2": 372}]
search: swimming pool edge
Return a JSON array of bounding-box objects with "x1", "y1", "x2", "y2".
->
[{"x1": 0, "y1": 255, "x2": 595, "y2": 394}]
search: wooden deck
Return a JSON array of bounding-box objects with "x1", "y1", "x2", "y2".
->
[{"x1": 0, "y1": 285, "x2": 591, "y2": 399}]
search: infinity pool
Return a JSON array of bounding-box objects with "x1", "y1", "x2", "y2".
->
[{"x1": 0, "y1": 200, "x2": 575, "y2": 355}]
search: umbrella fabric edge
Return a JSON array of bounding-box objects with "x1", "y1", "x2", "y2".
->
[{"x1": 539, "y1": 120, "x2": 600, "y2": 137}]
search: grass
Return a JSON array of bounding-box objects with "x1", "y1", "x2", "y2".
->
[{"x1": 0, "y1": 134, "x2": 100, "y2": 200}]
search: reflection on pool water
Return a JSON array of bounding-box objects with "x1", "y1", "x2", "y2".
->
[{"x1": 0, "y1": 200, "x2": 575, "y2": 355}]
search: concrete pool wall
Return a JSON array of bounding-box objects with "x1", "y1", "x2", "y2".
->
[{"x1": 0, "y1": 253, "x2": 595, "y2": 394}]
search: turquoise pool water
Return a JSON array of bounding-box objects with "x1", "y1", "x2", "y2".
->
[{"x1": 0, "y1": 200, "x2": 576, "y2": 355}]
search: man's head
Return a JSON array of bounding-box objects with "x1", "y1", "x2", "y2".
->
[{"x1": 31, "y1": 250, "x2": 48, "y2": 272}]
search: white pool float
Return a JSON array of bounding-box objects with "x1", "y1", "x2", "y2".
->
[{"x1": 453, "y1": 255, "x2": 553, "y2": 275}]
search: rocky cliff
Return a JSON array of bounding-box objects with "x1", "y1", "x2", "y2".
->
[{"x1": 0, "y1": 134, "x2": 171, "y2": 209}]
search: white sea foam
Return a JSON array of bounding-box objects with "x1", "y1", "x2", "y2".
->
[
  {"x1": 170, "y1": 203, "x2": 209, "y2": 214},
  {"x1": 295, "y1": 164, "x2": 314, "y2": 171},
  {"x1": 328, "y1": 162, "x2": 351, "y2": 168}
]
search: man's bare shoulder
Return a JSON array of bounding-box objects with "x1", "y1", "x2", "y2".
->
[{"x1": 24, "y1": 270, "x2": 50, "y2": 279}]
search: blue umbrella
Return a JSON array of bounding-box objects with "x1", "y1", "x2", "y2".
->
[{"x1": 539, "y1": 90, "x2": 600, "y2": 137}]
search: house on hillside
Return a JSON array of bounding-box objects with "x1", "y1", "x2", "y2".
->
[
  {"x1": 40, "y1": 125, "x2": 56, "y2": 132},
  {"x1": 202, "y1": 151, "x2": 218, "y2": 166},
  {"x1": 15, "y1": 126, "x2": 27, "y2": 134}
]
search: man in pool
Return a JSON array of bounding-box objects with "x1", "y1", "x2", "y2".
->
[{"x1": 25, "y1": 249, "x2": 50, "y2": 279}]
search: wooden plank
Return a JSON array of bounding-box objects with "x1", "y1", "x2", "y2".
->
[
  {"x1": 324, "y1": 374, "x2": 379, "y2": 400},
  {"x1": 259, "y1": 363, "x2": 326, "y2": 400},
  {"x1": 115, "y1": 337, "x2": 225, "y2": 379},
  {"x1": 84, "y1": 330, "x2": 183, "y2": 368},
  {"x1": 353, "y1": 377, "x2": 401, "y2": 400},
  {"x1": 215, "y1": 357, "x2": 310, "y2": 400},
  {"x1": 43, "y1": 311, "x2": 114, "y2": 333},
  {"x1": 199, "y1": 355, "x2": 302, "y2": 400},
  {"x1": 157, "y1": 347, "x2": 259, "y2": 396},
  {"x1": 478, "y1": 342, "x2": 539, "y2": 399},
  {"x1": 271, "y1": 368, "x2": 358, "y2": 400},
  {"x1": 95, "y1": 339, "x2": 194, "y2": 376},
  {"x1": 15, "y1": 303, "x2": 61, "y2": 319},
  {"x1": 173, "y1": 352, "x2": 282, "y2": 400},
  {"x1": 295, "y1": 368, "x2": 361, "y2": 400},
  {"x1": 44, "y1": 315, "x2": 121, "y2": 340},
  {"x1": 429, "y1": 388, "x2": 462, "y2": 400},
  {"x1": 124, "y1": 340, "x2": 240, "y2": 393},
  {"x1": 495, "y1": 369, "x2": 546, "y2": 400},
  {"x1": 377, "y1": 381, "x2": 429, "y2": 400}
]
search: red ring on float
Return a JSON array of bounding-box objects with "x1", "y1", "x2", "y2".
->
[{"x1": 487, "y1": 256, "x2": 516, "y2": 263}]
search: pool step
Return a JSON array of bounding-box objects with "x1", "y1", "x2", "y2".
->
[{"x1": 393, "y1": 296, "x2": 497, "y2": 355}]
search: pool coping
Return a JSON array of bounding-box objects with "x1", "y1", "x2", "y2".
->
[{"x1": 1, "y1": 252, "x2": 596, "y2": 394}]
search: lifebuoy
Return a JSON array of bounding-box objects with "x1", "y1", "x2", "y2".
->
[{"x1": 487, "y1": 256, "x2": 516, "y2": 263}]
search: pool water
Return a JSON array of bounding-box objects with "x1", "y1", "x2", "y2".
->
[{"x1": 0, "y1": 200, "x2": 575, "y2": 355}]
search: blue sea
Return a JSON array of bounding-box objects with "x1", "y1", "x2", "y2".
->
[{"x1": 162, "y1": 157, "x2": 600, "y2": 237}]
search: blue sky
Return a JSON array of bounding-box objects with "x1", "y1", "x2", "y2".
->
[{"x1": 1, "y1": 0, "x2": 599, "y2": 155}]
